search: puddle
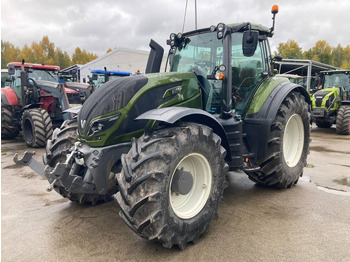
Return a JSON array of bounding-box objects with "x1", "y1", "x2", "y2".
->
[
  {"x1": 309, "y1": 146, "x2": 350, "y2": 154},
  {"x1": 334, "y1": 177, "x2": 350, "y2": 186}
]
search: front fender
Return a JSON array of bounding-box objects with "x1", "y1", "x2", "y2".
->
[
  {"x1": 136, "y1": 107, "x2": 233, "y2": 160},
  {"x1": 1, "y1": 87, "x2": 19, "y2": 106}
]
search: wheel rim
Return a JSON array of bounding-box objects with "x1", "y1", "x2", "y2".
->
[
  {"x1": 169, "y1": 153, "x2": 212, "y2": 219},
  {"x1": 24, "y1": 118, "x2": 34, "y2": 143},
  {"x1": 283, "y1": 114, "x2": 304, "y2": 167}
]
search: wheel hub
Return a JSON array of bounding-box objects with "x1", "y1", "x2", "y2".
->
[
  {"x1": 169, "y1": 153, "x2": 212, "y2": 219},
  {"x1": 171, "y1": 169, "x2": 193, "y2": 195}
]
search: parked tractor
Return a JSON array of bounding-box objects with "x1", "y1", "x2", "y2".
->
[
  {"x1": 89, "y1": 68, "x2": 131, "y2": 89},
  {"x1": 15, "y1": 5, "x2": 311, "y2": 249},
  {"x1": 1, "y1": 61, "x2": 86, "y2": 147},
  {"x1": 1, "y1": 69, "x2": 10, "y2": 87},
  {"x1": 311, "y1": 70, "x2": 350, "y2": 134}
]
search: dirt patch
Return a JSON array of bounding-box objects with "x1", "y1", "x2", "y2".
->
[
  {"x1": 3, "y1": 164, "x2": 25, "y2": 169},
  {"x1": 333, "y1": 177, "x2": 350, "y2": 186},
  {"x1": 20, "y1": 172, "x2": 37, "y2": 179}
]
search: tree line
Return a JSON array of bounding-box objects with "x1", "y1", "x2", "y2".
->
[
  {"x1": 1, "y1": 36, "x2": 349, "y2": 70},
  {"x1": 1, "y1": 36, "x2": 98, "y2": 69},
  {"x1": 275, "y1": 40, "x2": 350, "y2": 69}
]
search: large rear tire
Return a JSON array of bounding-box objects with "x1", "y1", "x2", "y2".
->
[
  {"x1": 44, "y1": 119, "x2": 118, "y2": 205},
  {"x1": 336, "y1": 106, "x2": 350, "y2": 135},
  {"x1": 21, "y1": 108, "x2": 53, "y2": 147},
  {"x1": 116, "y1": 123, "x2": 228, "y2": 249},
  {"x1": 1, "y1": 105, "x2": 19, "y2": 139},
  {"x1": 247, "y1": 92, "x2": 310, "y2": 188}
]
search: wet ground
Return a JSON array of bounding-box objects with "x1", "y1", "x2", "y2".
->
[{"x1": 1, "y1": 125, "x2": 350, "y2": 261}]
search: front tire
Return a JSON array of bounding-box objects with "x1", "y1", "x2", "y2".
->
[
  {"x1": 116, "y1": 123, "x2": 228, "y2": 249},
  {"x1": 21, "y1": 108, "x2": 53, "y2": 147},
  {"x1": 336, "y1": 106, "x2": 350, "y2": 135},
  {"x1": 1, "y1": 105, "x2": 20, "y2": 139},
  {"x1": 247, "y1": 92, "x2": 310, "y2": 188},
  {"x1": 44, "y1": 118, "x2": 118, "y2": 205}
]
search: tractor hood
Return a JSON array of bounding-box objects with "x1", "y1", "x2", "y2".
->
[
  {"x1": 78, "y1": 75, "x2": 149, "y2": 135},
  {"x1": 314, "y1": 90, "x2": 332, "y2": 97},
  {"x1": 77, "y1": 72, "x2": 201, "y2": 144},
  {"x1": 35, "y1": 80, "x2": 59, "y2": 89}
]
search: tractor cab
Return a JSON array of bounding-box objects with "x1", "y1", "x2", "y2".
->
[
  {"x1": 7, "y1": 62, "x2": 60, "y2": 106},
  {"x1": 167, "y1": 22, "x2": 275, "y2": 118},
  {"x1": 321, "y1": 70, "x2": 350, "y2": 100}
]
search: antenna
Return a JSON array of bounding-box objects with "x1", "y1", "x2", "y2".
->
[
  {"x1": 195, "y1": 0, "x2": 197, "y2": 30},
  {"x1": 182, "y1": 0, "x2": 189, "y2": 33}
]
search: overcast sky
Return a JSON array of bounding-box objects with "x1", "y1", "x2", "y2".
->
[{"x1": 1, "y1": 0, "x2": 350, "y2": 57}]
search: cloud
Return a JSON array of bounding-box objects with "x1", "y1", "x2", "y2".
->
[{"x1": 1, "y1": 0, "x2": 350, "y2": 57}]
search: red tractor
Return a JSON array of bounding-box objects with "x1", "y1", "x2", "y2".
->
[{"x1": 1, "y1": 61, "x2": 88, "y2": 147}]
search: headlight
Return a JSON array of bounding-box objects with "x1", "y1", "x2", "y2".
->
[{"x1": 88, "y1": 113, "x2": 121, "y2": 137}]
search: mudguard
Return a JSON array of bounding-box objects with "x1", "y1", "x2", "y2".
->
[
  {"x1": 1, "y1": 88, "x2": 19, "y2": 106},
  {"x1": 136, "y1": 107, "x2": 232, "y2": 160},
  {"x1": 244, "y1": 82, "x2": 310, "y2": 161}
]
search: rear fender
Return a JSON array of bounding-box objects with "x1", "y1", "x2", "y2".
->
[
  {"x1": 136, "y1": 107, "x2": 232, "y2": 160},
  {"x1": 244, "y1": 82, "x2": 310, "y2": 161}
]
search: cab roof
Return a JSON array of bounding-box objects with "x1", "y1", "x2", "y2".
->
[{"x1": 7, "y1": 62, "x2": 60, "y2": 71}]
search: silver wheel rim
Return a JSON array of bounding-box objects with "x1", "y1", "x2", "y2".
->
[
  {"x1": 283, "y1": 114, "x2": 304, "y2": 167},
  {"x1": 170, "y1": 153, "x2": 212, "y2": 219}
]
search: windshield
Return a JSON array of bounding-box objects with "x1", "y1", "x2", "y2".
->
[
  {"x1": 14, "y1": 68, "x2": 59, "y2": 83},
  {"x1": 170, "y1": 31, "x2": 265, "y2": 115},
  {"x1": 323, "y1": 73, "x2": 350, "y2": 92}
]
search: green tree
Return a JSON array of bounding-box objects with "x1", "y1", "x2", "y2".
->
[
  {"x1": 40, "y1": 36, "x2": 56, "y2": 65},
  {"x1": 275, "y1": 40, "x2": 302, "y2": 59},
  {"x1": 56, "y1": 48, "x2": 71, "y2": 69},
  {"x1": 71, "y1": 47, "x2": 98, "y2": 64},
  {"x1": 341, "y1": 45, "x2": 350, "y2": 69},
  {"x1": 332, "y1": 44, "x2": 344, "y2": 68},
  {"x1": 18, "y1": 43, "x2": 35, "y2": 63},
  {"x1": 1, "y1": 40, "x2": 20, "y2": 68},
  {"x1": 305, "y1": 40, "x2": 333, "y2": 65}
]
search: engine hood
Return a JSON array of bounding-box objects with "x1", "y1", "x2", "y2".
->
[
  {"x1": 77, "y1": 71, "x2": 200, "y2": 142},
  {"x1": 78, "y1": 75, "x2": 148, "y2": 135},
  {"x1": 35, "y1": 80, "x2": 59, "y2": 89}
]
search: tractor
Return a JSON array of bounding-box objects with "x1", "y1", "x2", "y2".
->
[
  {"x1": 1, "y1": 61, "x2": 85, "y2": 147},
  {"x1": 1, "y1": 69, "x2": 10, "y2": 88},
  {"x1": 15, "y1": 5, "x2": 311, "y2": 249},
  {"x1": 311, "y1": 70, "x2": 350, "y2": 134},
  {"x1": 89, "y1": 68, "x2": 132, "y2": 89}
]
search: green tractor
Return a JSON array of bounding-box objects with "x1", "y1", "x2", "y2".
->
[
  {"x1": 15, "y1": 5, "x2": 311, "y2": 249},
  {"x1": 311, "y1": 70, "x2": 350, "y2": 134}
]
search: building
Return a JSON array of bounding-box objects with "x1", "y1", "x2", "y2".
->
[{"x1": 78, "y1": 47, "x2": 167, "y2": 83}]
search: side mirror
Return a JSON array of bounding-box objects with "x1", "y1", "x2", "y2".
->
[
  {"x1": 242, "y1": 30, "x2": 259, "y2": 57},
  {"x1": 8, "y1": 64, "x2": 15, "y2": 75}
]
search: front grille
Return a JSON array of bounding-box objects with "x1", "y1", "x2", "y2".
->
[{"x1": 315, "y1": 98, "x2": 323, "y2": 107}]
